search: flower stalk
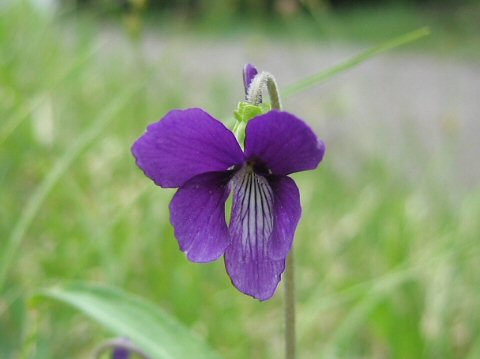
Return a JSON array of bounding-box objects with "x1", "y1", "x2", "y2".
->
[
  {"x1": 285, "y1": 253, "x2": 296, "y2": 359},
  {"x1": 246, "y1": 71, "x2": 282, "y2": 110}
]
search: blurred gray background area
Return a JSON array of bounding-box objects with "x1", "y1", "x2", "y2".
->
[{"x1": 92, "y1": 22, "x2": 480, "y2": 197}]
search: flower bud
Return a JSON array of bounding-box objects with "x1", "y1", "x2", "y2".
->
[{"x1": 243, "y1": 63, "x2": 258, "y2": 97}]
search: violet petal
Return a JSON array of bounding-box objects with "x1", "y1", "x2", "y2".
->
[
  {"x1": 170, "y1": 171, "x2": 233, "y2": 262},
  {"x1": 267, "y1": 175, "x2": 302, "y2": 260},
  {"x1": 111, "y1": 347, "x2": 130, "y2": 359},
  {"x1": 224, "y1": 166, "x2": 285, "y2": 301},
  {"x1": 245, "y1": 110, "x2": 325, "y2": 176},
  {"x1": 132, "y1": 108, "x2": 244, "y2": 188},
  {"x1": 243, "y1": 63, "x2": 258, "y2": 96}
]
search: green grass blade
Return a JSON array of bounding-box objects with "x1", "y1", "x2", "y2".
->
[
  {"x1": 0, "y1": 84, "x2": 140, "y2": 293},
  {"x1": 323, "y1": 269, "x2": 413, "y2": 353},
  {"x1": 38, "y1": 282, "x2": 223, "y2": 359},
  {"x1": 283, "y1": 27, "x2": 431, "y2": 98}
]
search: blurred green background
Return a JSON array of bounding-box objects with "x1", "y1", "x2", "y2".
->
[{"x1": 1, "y1": 0, "x2": 480, "y2": 358}]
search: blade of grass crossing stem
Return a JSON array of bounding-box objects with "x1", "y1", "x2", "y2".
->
[
  {"x1": 283, "y1": 27, "x2": 430, "y2": 98},
  {"x1": 39, "y1": 282, "x2": 223, "y2": 359},
  {"x1": 0, "y1": 84, "x2": 141, "y2": 293}
]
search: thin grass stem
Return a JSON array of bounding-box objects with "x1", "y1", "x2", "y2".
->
[{"x1": 283, "y1": 27, "x2": 430, "y2": 98}]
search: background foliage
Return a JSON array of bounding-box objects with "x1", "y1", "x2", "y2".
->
[{"x1": 1, "y1": 1, "x2": 479, "y2": 358}]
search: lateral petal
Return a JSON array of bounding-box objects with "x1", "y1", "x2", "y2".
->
[{"x1": 132, "y1": 108, "x2": 244, "y2": 188}]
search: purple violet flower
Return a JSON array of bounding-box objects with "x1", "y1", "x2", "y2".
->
[
  {"x1": 132, "y1": 108, "x2": 325, "y2": 300},
  {"x1": 111, "y1": 346, "x2": 130, "y2": 359}
]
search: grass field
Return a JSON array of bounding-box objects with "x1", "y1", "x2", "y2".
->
[{"x1": 1, "y1": 2, "x2": 480, "y2": 359}]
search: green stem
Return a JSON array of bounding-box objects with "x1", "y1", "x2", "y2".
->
[
  {"x1": 285, "y1": 252, "x2": 296, "y2": 359},
  {"x1": 266, "y1": 74, "x2": 281, "y2": 110},
  {"x1": 247, "y1": 71, "x2": 282, "y2": 110}
]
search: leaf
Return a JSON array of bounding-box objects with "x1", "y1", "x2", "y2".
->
[{"x1": 38, "y1": 282, "x2": 223, "y2": 359}]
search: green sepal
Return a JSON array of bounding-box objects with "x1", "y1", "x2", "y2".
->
[
  {"x1": 232, "y1": 102, "x2": 272, "y2": 145},
  {"x1": 234, "y1": 102, "x2": 271, "y2": 123}
]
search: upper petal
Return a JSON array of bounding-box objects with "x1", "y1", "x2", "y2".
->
[
  {"x1": 243, "y1": 63, "x2": 258, "y2": 96},
  {"x1": 170, "y1": 171, "x2": 232, "y2": 263},
  {"x1": 224, "y1": 166, "x2": 285, "y2": 301},
  {"x1": 132, "y1": 108, "x2": 245, "y2": 188},
  {"x1": 244, "y1": 110, "x2": 325, "y2": 176}
]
